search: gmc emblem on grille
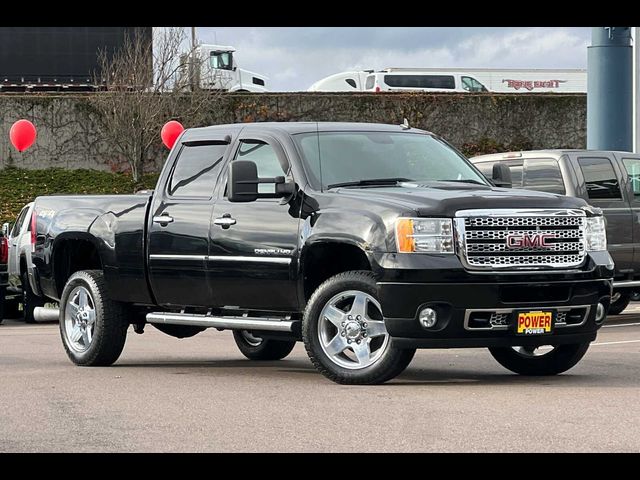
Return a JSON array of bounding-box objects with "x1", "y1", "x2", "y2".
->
[{"x1": 506, "y1": 233, "x2": 554, "y2": 248}]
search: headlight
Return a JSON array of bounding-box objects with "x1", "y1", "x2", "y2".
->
[
  {"x1": 585, "y1": 216, "x2": 607, "y2": 252},
  {"x1": 395, "y1": 218, "x2": 454, "y2": 254}
]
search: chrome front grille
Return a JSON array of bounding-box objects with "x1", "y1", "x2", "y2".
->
[{"x1": 455, "y1": 209, "x2": 587, "y2": 270}]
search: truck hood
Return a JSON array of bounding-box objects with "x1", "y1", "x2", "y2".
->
[{"x1": 332, "y1": 181, "x2": 588, "y2": 217}]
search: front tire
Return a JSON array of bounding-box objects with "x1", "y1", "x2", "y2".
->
[
  {"x1": 302, "y1": 271, "x2": 415, "y2": 385},
  {"x1": 233, "y1": 330, "x2": 296, "y2": 360},
  {"x1": 59, "y1": 270, "x2": 128, "y2": 366},
  {"x1": 489, "y1": 342, "x2": 590, "y2": 376}
]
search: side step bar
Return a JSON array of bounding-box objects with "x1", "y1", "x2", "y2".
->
[
  {"x1": 612, "y1": 280, "x2": 640, "y2": 288},
  {"x1": 146, "y1": 312, "x2": 295, "y2": 332}
]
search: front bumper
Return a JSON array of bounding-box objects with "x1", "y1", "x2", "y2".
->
[{"x1": 373, "y1": 251, "x2": 613, "y2": 349}]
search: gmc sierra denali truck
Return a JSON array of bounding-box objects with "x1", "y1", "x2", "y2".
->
[{"x1": 29, "y1": 122, "x2": 614, "y2": 384}]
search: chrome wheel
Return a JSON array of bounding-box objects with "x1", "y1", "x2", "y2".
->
[
  {"x1": 512, "y1": 345, "x2": 556, "y2": 357},
  {"x1": 63, "y1": 286, "x2": 96, "y2": 353},
  {"x1": 240, "y1": 330, "x2": 263, "y2": 347},
  {"x1": 318, "y1": 290, "x2": 390, "y2": 370}
]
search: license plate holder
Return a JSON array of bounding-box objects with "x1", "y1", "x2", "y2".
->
[{"x1": 515, "y1": 310, "x2": 555, "y2": 335}]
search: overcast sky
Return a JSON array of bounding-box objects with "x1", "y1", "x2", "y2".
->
[{"x1": 194, "y1": 27, "x2": 591, "y2": 91}]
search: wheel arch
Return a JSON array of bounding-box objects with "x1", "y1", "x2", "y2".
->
[
  {"x1": 299, "y1": 239, "x2": 374, "y2": 303},
  {"x1": 52, "y1": 233, "x2": 104, "y2": 298}
]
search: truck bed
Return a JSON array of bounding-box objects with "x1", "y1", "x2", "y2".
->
[{"x1": 32, "y1": 193, "x2": 154, "y2": 304}]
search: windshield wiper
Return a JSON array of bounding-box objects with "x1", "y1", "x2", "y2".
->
[
  {"x1": 436, "y1": 179, "x2": 487, "y2": 185},
  {"x1": 327, "y1": 178, "x2": 413, "y2": 189}
]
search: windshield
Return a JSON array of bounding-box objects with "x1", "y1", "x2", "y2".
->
[{"x1": 293, "y1": 131, "x2": 487, "y2": 190}]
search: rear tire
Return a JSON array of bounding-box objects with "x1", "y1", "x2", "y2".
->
[
  {"x1": 608, "y1": 292, "x2": 631, "y2": 315},
  {"x1": 233, "y1": 330, "x2": 296, "y2": 360},
  {"x1": 21, "y1": 270, "x2": 44, "y2": 323},
  {"x1": 59, "y1": 270, "x2": 128, "y2": 366},
  {"x1": 489, "y1": 342, "x2": 590, "y2": 376},
  {"x1": 3, "y1": 299, "x2": 20, "y2": 319},
  {"x1": 302, "y1": 271, "x2": 415, "y2": 385}
]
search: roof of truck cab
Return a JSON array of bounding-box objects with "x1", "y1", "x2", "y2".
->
[
  {"x1": 470, "y1": 149, "x2": 640, "y2": 162},
  {"x1": 182, "y1": 122, "x2": 432, "y2": 141}
]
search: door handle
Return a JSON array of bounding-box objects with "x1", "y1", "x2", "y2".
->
[
  {"x1": 214, "y1": 214, "x2": 236, "y2": 229},
  {"x1": 153, "y1": 215, "x2": 174, "y2": 225}
]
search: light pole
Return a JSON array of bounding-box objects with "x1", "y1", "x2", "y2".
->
[
  {"x1": 587, "y1": 27, "x2": 633, "y2": 151},
  {"x1": 635, "y1": 27, "x2": 640, "y2": 153}
]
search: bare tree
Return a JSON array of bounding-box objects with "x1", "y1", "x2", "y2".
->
[{"x1": 90, "y1": 27, "x2": 218, "y2": 181}]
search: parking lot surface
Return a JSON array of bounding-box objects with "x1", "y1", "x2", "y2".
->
[{"x1": 1, "y1": 308, "x2": 639, "y2": 452}]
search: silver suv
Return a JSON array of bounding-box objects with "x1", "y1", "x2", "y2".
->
[
  {"x1": 2, "y1": 202, "x2": 44, "y2": 322},
  {"x1": 470, "y1": 149, "x2": 640, "y2": 315}
]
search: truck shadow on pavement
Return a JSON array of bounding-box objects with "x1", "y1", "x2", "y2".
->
[
  {"x1": 112, "y1": 359, "x2": 639, "y2": 388},
  {"x1": 390, "y1": 368, "x2": 604, "y2": 387}
]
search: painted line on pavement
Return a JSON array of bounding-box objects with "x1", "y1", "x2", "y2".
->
[
  {"x1": 592, "y1": 339, "x2": 640, "y2": 346},
  {"x1": 602, "y1": 322, "x2": 640, "y2": 328}
]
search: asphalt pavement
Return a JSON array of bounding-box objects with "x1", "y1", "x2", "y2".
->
[{"x1": 1, "y1": 306, "x2": 639, "y2": 452}]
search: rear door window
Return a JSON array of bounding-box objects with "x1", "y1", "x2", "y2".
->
[
  {"x1": 577, "y1": 157, "x2": 622, "y2": 199},
  {"x1": 168, "y1": 143, "x2": 228, "y2": 198},
  {"x1": 383, "y1": 75, "x2": 455, "y2": 89}
]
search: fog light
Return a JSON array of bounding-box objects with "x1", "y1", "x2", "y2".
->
[
  {"x1": 419, "y1": 308, "x2": 437, "y2": 328},
  {"x1": 595, "y1": 303, "x2": 606, "y2": 324}
]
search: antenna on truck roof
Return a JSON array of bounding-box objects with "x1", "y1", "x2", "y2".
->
[{"x1": 400, "y1": 118, "x2": 411, "y2": 130}]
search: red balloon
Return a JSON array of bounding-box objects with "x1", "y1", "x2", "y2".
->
[
  {"x1": 10, "y1": 119, "x2": 37, "y2": 152},
  {"x1": 161, "y1": 121, "x2": 184, "y2": 150}
]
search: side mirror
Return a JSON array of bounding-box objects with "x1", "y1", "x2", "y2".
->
[
  {"x1": 492, "y1": 163, "x2": 512, "y2": 188},
  {"x1": 228, "y1": 160, "x2": 259, "y2": 202},
  {"x1": 228, "y1": 160, "x2": 295, "y2": 203},
  {"x1": 1, "y1": 222, "x2": 10, "y2": 237}
]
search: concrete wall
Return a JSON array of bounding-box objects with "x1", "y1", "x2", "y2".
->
[{"x1": 0, "y1": 93, "x2": 586, "y2": 171}]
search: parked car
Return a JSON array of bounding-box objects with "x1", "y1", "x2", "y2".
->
[
  {"x1": 470, "y1": 149, "x2": 640, "y2": 315},
  {"x1": 29, "y1": 123, "x2": 612, "y2": 384},
  {"x1": 0, "y1": 229, "x2": 8, "y2": 324},
  {"x1": 2, "y1": 202, "x2": 44, "y2": 322}
]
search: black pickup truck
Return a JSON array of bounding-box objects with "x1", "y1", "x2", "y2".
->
[{"x1": 30, "y1": 122, "x2": 614, "y2": 384}]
